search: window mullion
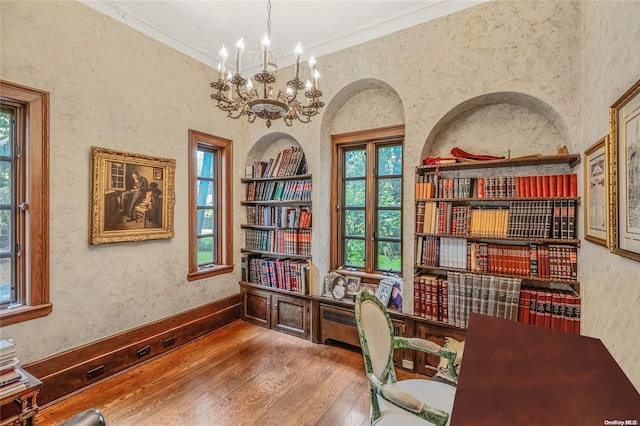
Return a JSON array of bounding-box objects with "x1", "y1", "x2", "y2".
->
[{"x1": 365, "y1": 142, "x2": 376, "y2": 273}]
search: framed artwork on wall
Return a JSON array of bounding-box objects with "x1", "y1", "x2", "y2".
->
[
  {"x1": 345, "y1": 275, "x2": 362, "y2": 296},
  {"x1": 90, "y1": 146, "x2": 176, "y2": 244},
  {"x1": 584, "y1": 135, "x2": 608, "y2": 246},
  {"x1": 608, "y1": 79, "x2": 640, "y2": 262}
]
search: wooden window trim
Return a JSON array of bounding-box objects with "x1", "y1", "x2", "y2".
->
[
  {"x1": 187, "y1": 129, "x2": 233, "y2": 281},
  {"x1": 330, "y1": 124, "x2": 404, "y2": 275},
  {"x1": 0, "y1": 80, "x2": 51, "y2": 326}
]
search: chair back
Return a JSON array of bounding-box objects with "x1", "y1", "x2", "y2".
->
[{"x1": 355, "y1": 291, "x2": 395, "y2": 383}]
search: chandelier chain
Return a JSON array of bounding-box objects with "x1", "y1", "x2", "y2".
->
[{"x1": 266, "y1": 0, "x2": 272, "y2": 37}]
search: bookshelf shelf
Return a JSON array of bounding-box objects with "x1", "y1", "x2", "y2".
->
[
  {"x1": 241, "y1": 224, "x2": 311, "y2": 231},
  {"x1": 241, "y1": 248, "x2": 312, "y2": 260},
  {"x1": 416, "y1": 154, "x2": 581, "y2": 173},
  {"x1": 414, "y1": 153, "x2": 581, "y2": 334},
  {"x1": 415, "y1": 232, "x2": 581, "y2": 247},
  {"x1": 241, "y1": 173, "x2": 312, "y2": 183},
  {"x1": 241, "y1": 200, "x2": 312, "y2": 206}
]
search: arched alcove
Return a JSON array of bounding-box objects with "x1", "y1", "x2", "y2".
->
[
  {"x1": 245, "y1": 131, "x2": 303, "y2": 168},
  {"x1": 420, "y1": 92, "x2": 573, "y2": 162}
]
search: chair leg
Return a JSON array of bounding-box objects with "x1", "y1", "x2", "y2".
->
[{"x1": 370, "y1": 386, "x2": 382, "y2": 425}]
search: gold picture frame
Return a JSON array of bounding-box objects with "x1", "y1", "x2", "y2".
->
[
  {"x1": 608, "y1": 79, "x2": 640, "y2": 261},
  {"x1": 584, "y1": 135, "x2": 608, "y2": 246},
  {"x1": 90, "y1": 146, "x2": 175, "y2": 244}
]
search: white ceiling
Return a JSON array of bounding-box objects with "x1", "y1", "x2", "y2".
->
[{"x1": 81, "y1": 0, "x2": 486, "y2": 74}]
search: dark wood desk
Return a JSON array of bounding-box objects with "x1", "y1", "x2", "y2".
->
[
  {"x1": 451, "y1": 313, "x2": 640, "y2": 425},
  {"x1": 0, "y1": 369, "x2": 42, "y2": 426}
]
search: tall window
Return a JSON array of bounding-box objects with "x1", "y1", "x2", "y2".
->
[
  {"x1": 0, "y1": 81, "x2": 50, "y2": 325},
  {"x1": 331, "y1": 125, "x2": 404, "y2": 274},
  {"x1": 188, "y1": 129, "x2": 233, "y2": 280}
]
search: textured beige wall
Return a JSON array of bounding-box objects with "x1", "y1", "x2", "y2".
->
[
  {"x1": 0, "y1": 1, "x2": 243, "y2": 361},
  {"x1": 581, "y1": 0, "x2": 640, "y2": 391},
  {"x1": 2, "y1": 0, "x2": 638, "y2": 391}
]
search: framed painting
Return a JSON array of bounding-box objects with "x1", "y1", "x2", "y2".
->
[
  {"x1": 345, "y1": 275, "x2": 362, "y2": 296},
  {"x1": 584, "y1": 135, "x2": 608, "y2": 246},
  {"x1": 90, "y1": 146, "x2": 175, "y2": 244},
  {"x1": 609, "y1": 79, "x2": 640, "y2": 261}
]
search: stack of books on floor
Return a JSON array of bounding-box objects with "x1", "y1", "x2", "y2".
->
[{"x1": 0, "y1": 339, "x2": 29, "y2": 399}]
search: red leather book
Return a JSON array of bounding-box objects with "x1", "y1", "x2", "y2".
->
[
  {"x1": 543, "y1": 291, "x2": 552, "y2": 329},
  {"x1": 556, "y1": 174, "x2": 563, "y2": 197},
  {"x1": 574, "y1": 295, "x2": 581, "y2": 335},
  {"x1": 549, "y1": 175, "x2": 557, "y2": 197},
  {"x1": 562, "y1": 174, "x2": 570, "y2": 197},
  {"x1": 535, "y1": 175, "x2": 543, "y2": 198},
  {"x1": 530, "y1": 175, "x2": 538, "y2": 198},
  {"x1": 557, "y1": 291, "x2": 567, "y2": 332},
  {"x1": 551, "y1": 290, "x2": 562, "y2": 330},
  {"x1": 414, "y1": 277, "x2": 421, "y2": 318},
  {"x1": 518, "y1": 289, "x2": 528, "y2": 323},
  {"x1": 441, "y1": 280, "x2": 449, "y2": 323},
  {"x1": 569, "y1": 173, "x2": 578, "y2": 197},
  {"x1": 542, "y1": 175, "x2": 550, "y2": 197},
  {"x1": 529, "y1": 290, "x2": 538, "y2": 324},
  {"x1": 535, "y1": 291, "x2": 545, "y2": 327},
  {"x1": 524, "y1": 176, "x2": 531, "y2": 197},
  {"x1": 430, "y1": 279, "x2": 439, "y2": 320},
  {"x1": 563, "y1": 294, "x2": 576, "y2": 334}
]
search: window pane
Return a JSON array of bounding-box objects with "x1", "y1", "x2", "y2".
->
[
  {"x1": 196, "y1": 180, "x2": 214, "y2": 207},
  {"x1": 0, "y1": 161, "x2": 11, "y2": 204},
  {"x1": 344, "y1": 238, "x2": 365, "y2": 268},
  {"x1": 197, "y1": 149, "x2": 216, "y2": 178},
  {"x1": 377, "y1": 177, "x2": 401, "y2": 207},
  {"x1": 377, "y1": 241, "x2": 401, "y2": 272},
  {"x1": 197, "y1": 237, "x2": 215, "y2": 264},
  {"x1": 197, "y1": 208, "x2": 215, "y2": 235},
  {"x1": 344, "y1": 209, "x2": 365, "y2": 237},
  {"x1": 377, "y1": 145, "x2": 402, "y2": 176},
  {"x1": 0, "y1": 209, "x2": 11, "y2": 253},
  {"x1": 344, "y1": 149, "x2": 366, "y2": 178},
  {"x1": 344, "y1": 180, "x2": 365, "y2": 207},
  {"x1": 377, "y1": 210, "x2": 401, "y2": 238},
  {"x1": 0, "y1": 110, "x2": 10, "y2": 156}
]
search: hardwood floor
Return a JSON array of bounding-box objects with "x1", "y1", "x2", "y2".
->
[{"x1": 37, "y1": 320, "x2": 419, "y2": 426}]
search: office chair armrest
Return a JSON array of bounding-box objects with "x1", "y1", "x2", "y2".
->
[{"x1": 395, "y1": 337, "x2": 459, "y2": 381}]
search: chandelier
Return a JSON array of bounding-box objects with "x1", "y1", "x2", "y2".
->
[{"x1": 210, "y1": 0, "x2": 325, "y2": 128}]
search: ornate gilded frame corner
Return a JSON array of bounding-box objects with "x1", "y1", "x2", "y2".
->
[
  {"x1": 90, "y1": 146, "x2": 176, "y2": 245},
  {"x1": 584, "y1": 135, "x2": 608, "y2": 246},
  {"x1": 608, "y1": 79, "x2": 640, "y2": 262}
]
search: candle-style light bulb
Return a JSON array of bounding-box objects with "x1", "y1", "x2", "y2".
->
[
  {"x1": 261, "y1": 34, "x2": 270, "y2": 70},
  {"x1": 235, "y1": 38, "x2": 244, "y2": 74},
  {"x1": 313, "y1": 70, "x2": 320, "y2": 90},
  {"x1": 305, "y1": 80, "x2": 312, "y2": 90},
  {"x1": 220, "y1": 46, "x2": 228, "y2": 67},
  {"x1": 217, "y1": 62, "x2": 223, "y2": 80},
  {"x1": 308, "y1": 56, "x2": 316, "y2": 70},
  {"x1": 294, "y1": 43, "x2": 303, "y2": 79},
  {"x1": 247, "y1": 78, "x2": 253, "y2": 91},
  {"x1": 286, "y1": 86, "x2": 294, "y2": 95}
]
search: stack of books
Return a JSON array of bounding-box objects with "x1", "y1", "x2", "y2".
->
[{"x1": 0, "y1": 339, "x2": 29, "y2": 398}]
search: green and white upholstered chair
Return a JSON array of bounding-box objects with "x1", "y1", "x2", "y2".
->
[{"x1": 355, "y1": 291, "x2": 459, "y2": 426}]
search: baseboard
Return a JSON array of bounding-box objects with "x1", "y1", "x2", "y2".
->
[{"x1": 23, "y1": 294, "x2": 241, "y2": 406}]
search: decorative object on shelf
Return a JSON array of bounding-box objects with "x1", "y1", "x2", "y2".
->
[
  {"x1": 90, "y1": 147, "x2": 175, "y2": 244},
  {"x1": 361, "y1": 283, "x2": 378, "y2": 296},
  {"x1": 375, "y1": 279, "x2": 394, "y2": 307},
  {"x1": 331, "y1": 275, "x2": 348, "y2": 300},
  {"x1": 210, "y1": 0, "x2": 324, "y2": 128},
  {"x1": 322, "y1": 271, "x2": 343, "y2": 297},
  {"x1": 345, "y1": 275, "x2": 362, "y2": 297},
  {"x1": 608, "y1": 78, "x2": 640, "y2": 262},
  {"x1": 450, "y1": 147, "x2": 505, "y2": 162},
  {"x1": 584, "y1": 135, "x2": 608, "y2": 246}
]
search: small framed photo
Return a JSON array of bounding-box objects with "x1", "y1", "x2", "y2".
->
[
  {"x1": 153, "y1": 168, "x2": 163, "y2": 180},
  {"x1": 375, "y1": 280, "x2": 393, "y2": 307},
  {"x1": 584, "y1": 135, "x2": 608, "y2": 246},
  {"x1": 346, "y1": 275, "x2": 361, "y2": 296},
  {"x1": 361, "y1": 283, "x2": 378, "y2": 296}
]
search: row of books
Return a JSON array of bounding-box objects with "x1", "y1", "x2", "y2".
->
[
  {"x1": 245, "y1": 179, "x2": 312, "y2": 202},
  {"x1": 246, "y1": 146, "x2": 307, "y2": 178},
  {"x1": 416, "y1": 173, "x2": 578, "y2": 199},
  {"x1": 415, "y1": 200, "x2": 577, "y2": 239},
  {"x1": 244, "y1": 228, "x2": 312, "y2": 256},
  {"x1": 518, "y1": 287, "x2": 581, "y2": 334},
  {"x1": 0, "y1": 339, "x2": 30, "y2": 399},
  {"x1": 412, "y1": 274, "x2": 580, "y2": 334},
  {"x1": 413, "y1": 273, "x2": 521, "y2": 329},
  {"x1": 246, "y1": 206, "x2": 312, "y2": 229},
  {"x1": 416, "y1": 237, "x2": 578, "y2": 281},
  {"x1": 245, "y1": 257, "x2": 310, "y2": 295}
]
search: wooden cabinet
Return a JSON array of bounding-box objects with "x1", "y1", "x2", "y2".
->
[
  {"x1": 413, "y1": 321, "x2": 466, "y2": 377},
  {"x1": 241, "y1": 283, "x2": 311, "y2": 340}
]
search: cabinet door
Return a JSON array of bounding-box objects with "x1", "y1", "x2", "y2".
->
[
  {"x1": 271, "y1": 294, "x2": 310, "y2": 339},
  {"x1": 243, "y1": 288, "x2": 271, "y2": 328},
  {"x1": 414, "y1": 322, "x2": 466, "y2": 377}
]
